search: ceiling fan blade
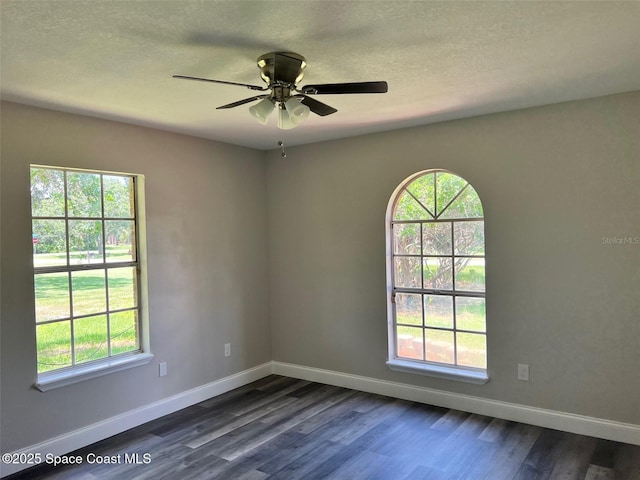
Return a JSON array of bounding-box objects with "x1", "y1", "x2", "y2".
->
[
  {"x1": 273, "y1": 53, "x2": 304, "y2": 84},
  {"x1": 173, "y1": 75, "x2": 267, "y2": 91},
  {"x1": 301, "y1": 81, "x2": 388, "y2": 95},
  {"x1": 216, "y1": 95, "x2": 269, "y2": 109},
  {"x1": 296, "y1": 95, "x2": 338, "y2": 117}
]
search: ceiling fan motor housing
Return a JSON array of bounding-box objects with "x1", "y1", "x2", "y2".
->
[{"x1": 257, "y1": 52, "x2": 307, "y2": 89}]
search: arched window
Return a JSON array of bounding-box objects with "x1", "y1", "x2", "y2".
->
[{"x1": 386, "y1": 170, "x2": 488, "y2": 383}]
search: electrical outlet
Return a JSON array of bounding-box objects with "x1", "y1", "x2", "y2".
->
[
  {"x1": 224, "y1": 343, "x2": 231, "y2": 357},
  {"x1": 517, "y1": 363, "x2": 529, "y2": 381},
  {"x1": 159, "y1": 362, "x2": 167, "y2": 377}
]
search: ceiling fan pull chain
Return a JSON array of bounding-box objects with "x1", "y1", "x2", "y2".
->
[{"x1": 278, "y1": 141, "x2": 287, "y2": 158}]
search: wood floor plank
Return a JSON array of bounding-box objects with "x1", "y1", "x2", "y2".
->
[
  {"x1": 258, "y1": 384, "x2": 355, "y2": 425},
  {"x1": 589, "y1": 439, "x2": 618, "y2": 469},
  {"x1": 516, "y1": 428, "x2": 567, "y2": 480},
  {"x1": 349, "y1": 411, "x2": 424, "y2": 454},
  {"x1": 185, "y1": 395, "x2": 298, "y2": 449},
  {"x1": 330, "y1": 398, "x2": 412, "y2": 445},
  {"x1": 204, "y1": 430, "x2": 308, "y2": 479},
  {"x1": 219, "y1": 388, "x2": 358, "y2": 461},
  {"x1": 248, "y1": 431, "x2": 318, "y2": 475},
  {"x1": 450, "y1": 413, "x2": 494, "y2": 440},
  {"x1": 229, "y1": 379, "x2": 310, "y2": 416},
  {"x1": 547, "y1": 433, "x2": 597, "y2": 480},
  {"x1": 255, "y1": 411, "x2": 366, "y2": 474},
  {"x1": 584, "y1": 464, "x2": 615, "y2": 480},
  {"x1": 265, "y1": 439, "x2": 349, "y2": 480},
  {"x1": 324, "y1": 448, "x2": 410, "y2": 480},
  {"x1": 477, "y1": 417, "x2": 513, "y2": 443},
  {"x1": 615, "y1": 444, "x2": 640, "y2": 480},
  {"x1": 291, "y1": 389, "x2": 374, "y2": 435},
  {"x1": 416, "y1": 415, "x2": 496, "y2": 478},
  {"x1": 479, "y1": 421, "x2": 544, "y2": 480},
  {"x1": 405, "y1": 464, "x2": 457, "y2": 480},
  {"x1": 137, "y1": 404, "x2": 209, "y2": 437},
  {"x1": 430, "y1": 408, "x2": 470, "y2": 432},
  {"x1": 6, "y1": 375, "x2": 640, "y2": 480},
  {"x1": 361, "y1": 403, "x2": 449, "y2": 456}
]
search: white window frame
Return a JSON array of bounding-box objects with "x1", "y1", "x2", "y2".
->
[
  {"x1": 385, "y1": 169, "x2": 488, "y2": 384},
  {"x1": 31, "y1": 166, "x2": 152, "y2": 392}
]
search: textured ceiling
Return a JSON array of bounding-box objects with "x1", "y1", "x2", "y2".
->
[{"x1": 1, "y1": 1, "x2": 639, "y2": 150}]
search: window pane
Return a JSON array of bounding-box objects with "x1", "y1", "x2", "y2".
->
[
  {"x1": 74, "y1": 315, "x2": 108, "y2": 364},
  {"x1": 439, "y1": 185, "x2": 483, "y2": 219},
  {"x1": 455, "y1": 259, "x2": 485, "y2": 292},
  {"x1": 397, "y1": 327, "x2": 424, "y2": 360},
  {"x1": 72, "y1": 270, "x2": 106, "y2": 316},
  {"x1": 31, "y1": 168, "x2": 65, "y2": 217},
  {"x1": 36, "y1": 321, "x2": 72, "y2": 373},
  {"x1": 423, "y1": 222, "x2": 451, "y2": 255},
  {"x1": 105, "y1": 220, "x2": 135, "y2": 263},
  {"x1": 394, "y1": 257, "x2": 421, "y2": 288},
  {"x1": 35, "y1": 272, "x2": 70, "y2": 322},
  {"x1": 425, "y1": 329, "x2": 454, "y2": 364},
  {"x1": 435, "y1": 172, "x2": 468, "y2": 217},
  {"x1": 394, "y1": 190, "x2": 432, "y2": 221},
  {"x1": 396, "y1": 293, "x2": 422, "y2": 325},
  {"x1": 69, "y1": 220, "x2": 103, "y2": 265},
  {"x1": 110, "y1": 311, "x2": 138, "y2": 355},
  {"x1": 456, "y1": 297, "x2": 486, "y2": 332},
  {"x1": 457, "y1": 332, "x2": 486, "y2": 369},
  {"x1": 32, "y1": 219, "x2": 67, "y2": 267},
  {"x1": 406, "y1": 173, "x2": 435, "y2": 216},
  {"x1": 103, "y1": 175, "x2": 134, "y2": 218},
  {"x1": 67, "y1": 172, "x2": 102, "y2": 217},
  {"x1": 423, "y1": 257, "x2": 453, "y2": 290},
  {"x1": 31, "y1": 167, "x2": 142, "y2": 375},
  {"x1": 454, "y1": 221, "x2": 484, "y2": 255},
  {"x1": 108, "y1": 267, "x2": 137, "y2": 310},
  {"x1": 424, "y1": 295, "x2": 453, "y2": 328},
  {"x1": 393, "y1": 223, "x2": 420, "y2": 255}
]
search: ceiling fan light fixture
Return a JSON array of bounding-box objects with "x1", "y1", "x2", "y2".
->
[
  {"x1": 277, "y1": 104, "x2": 296, "y2": 130},
  {"x1": 284, "y1": 97, "x2": 310, "y2": 125},
  {"x1": 249, "y1": 97, "x2": 275, "y2": 125},
  {"x1": 277, "y1": 98, "x2": 311, "y2": 130}
]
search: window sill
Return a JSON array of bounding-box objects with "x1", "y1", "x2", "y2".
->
[
  {"x1": 386, "y1": 358, "x2": 489, "y2": 385},
  {"x1": 34, "y1": 353, "x2": 154, "y2": 392}
]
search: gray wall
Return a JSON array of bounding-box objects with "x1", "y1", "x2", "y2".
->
[
  {"x1": 267, "y1": 91, "x2": 640, "y2": 425},
  {"x1": 0, "y1": 102, "x2": 271, "y2": 452}
]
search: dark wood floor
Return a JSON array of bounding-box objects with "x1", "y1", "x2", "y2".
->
[{"x1": 7, "y1": 375, "x2": 640, "y2": 480}]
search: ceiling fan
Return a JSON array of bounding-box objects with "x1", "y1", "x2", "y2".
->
[{"x1": 173, "y1": 51, "x2": 388, "y2": 129}]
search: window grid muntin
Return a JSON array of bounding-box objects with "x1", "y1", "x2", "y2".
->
[
  {"x1": 31, "y1": 166, "x2": 141, "y2": 374},
  {"x1": 391, "y1": 171, "x2": 486, "y2": 371}
]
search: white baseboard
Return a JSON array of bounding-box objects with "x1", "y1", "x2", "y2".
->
[
  {"x1": 4, "y1": 360, "x2": 638, "y2": 477},
  {"x1": 0, "y1": 363, "x2": 272, "y2": 478},
  {"x1": 271, "y1": 361, "x2": 640, "y2": 446}
]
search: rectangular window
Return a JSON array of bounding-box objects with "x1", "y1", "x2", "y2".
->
[
  {"x1": 392, "y1": 219, "x2": 486, "y2": 371},
  {"x1": 31, "y1": 166, "x2": 143, "y2": 376}
]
